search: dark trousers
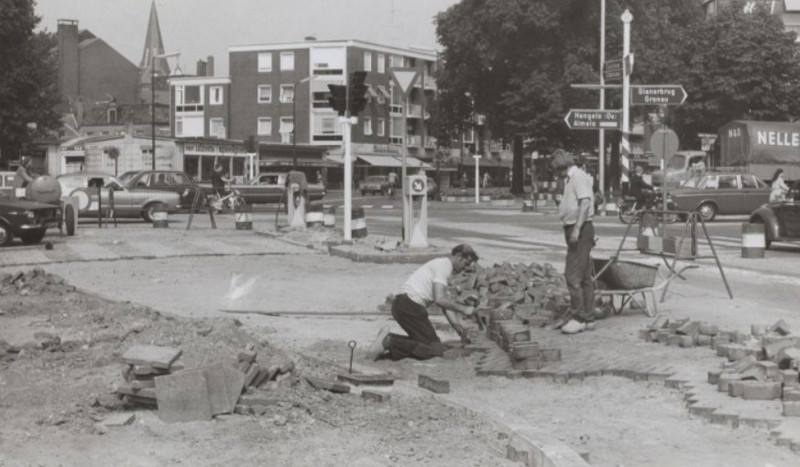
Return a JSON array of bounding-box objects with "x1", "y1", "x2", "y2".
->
[
  {"x1": 564, "y1": 221, "x2": 595, "y2": 315},
  {"x1": 386, "y1": 294, "x2": 444, "y2": 361}
]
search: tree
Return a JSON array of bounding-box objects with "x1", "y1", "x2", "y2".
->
[{"x1": 0, "y1": 0, "x2": 62, "y2": 164}]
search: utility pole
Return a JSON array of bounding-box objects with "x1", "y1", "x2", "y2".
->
[{"x1": 599, "y1": 0, "x2": 606, "y2": 197}]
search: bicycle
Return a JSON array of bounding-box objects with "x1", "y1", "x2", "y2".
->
[
  {"x1": 617, "y1": 191, "x2": 679, "y2": 225},
  {"x1": 210, "y1": 184, "x2": 246, "y2": 213}
]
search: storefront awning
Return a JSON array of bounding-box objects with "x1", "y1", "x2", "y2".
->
[
  {"x1": 260, "y1": 157, "x2": 340, "y2": 168},
  {"x1": 397, "y1": 156, "x2": 433, "y2": 169},
  {"x1": 357, "y1": 154, "x2": 403, "y2": 167}
]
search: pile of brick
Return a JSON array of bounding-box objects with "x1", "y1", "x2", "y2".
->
[
  {"x1": 447, "y1": 262, "x2": 570, "y2": 326},
  {"x1": 641, "y1": 317, "x2": 800, "y2": 416},
  {"x1": 479, "y1": 307, "x2": 562, "y2": 371}
]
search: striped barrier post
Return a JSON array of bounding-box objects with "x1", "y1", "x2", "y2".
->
[
  {"x1": 351, "y1": 206, "x2": 367, "y2": 238},
  {"x1": 152, "y1": 205, "x2": 169, "y2": 228},
  {"x1": 741, "y1": 222, "x2": 765, "y2": 258},
  {"x1": 323, "y1": 204, "x2": 336, "y2": 228},
  {"x1": 305, "y1": 204, "x2": 324, "y2": 228},
  {"x1": 234, "y1": 204, "x2": 253, "y2": 230}
]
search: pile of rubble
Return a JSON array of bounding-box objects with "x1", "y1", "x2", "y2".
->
[
  {"x1": 0, "y1": 268, "x2": 76, "y2": 296},
  {"x1": 642, "y1": 317, "x2": 800, "y2": 416},
  {"x1": 448, "y1": 262, "x2": 570, "y2": 325},
  {"x1": 114, "y1": 344, "x2": 300, "y2": 421}
]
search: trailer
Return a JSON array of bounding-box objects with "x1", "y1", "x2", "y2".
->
[{"x1": 718, "y1": 120, "x2": 800, "y2": 181}]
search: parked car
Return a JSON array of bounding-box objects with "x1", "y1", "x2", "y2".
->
[
  {"x1": 197, "y1": 172, "x2": 326, "y2": 205},
  {"x1": 118, "y1": 170, "x2": 206, "y2": 209},
  {"x1": 359, "y1": 175, "x2": 392, "y2": 196},
  {"x1": 0, "y1": 197, "x2": 61, "y2": 246},
  {"x1": 666, "y1": 172, "x2": 770, "y2": 221},
  {"x1": 749, "y1": 190, "x2": 800, "y2": 249},
  {"x1": 56, "y1": 172, "x2": 180, "y2": 222},
  {"x1": 0, "y1": 171, "x2": 15, "y2": 199}
]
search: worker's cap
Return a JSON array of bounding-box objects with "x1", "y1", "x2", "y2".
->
[
  {"x1": 550, "y1": 149, "x2": 575, "y2": 169},
  {"x1": 452, "y1": 243, "x2": 479, "y2": 263}
]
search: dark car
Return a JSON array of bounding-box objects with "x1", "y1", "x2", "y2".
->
[
  {"x1": 749, "y1": 191, "x2": 800, "y2": 249},
  {"x1": 0, "y1": 198, "x2": 61, "y2": 246},
  {"x1": 119, "y1": 170, "x2": 206, "y2": 209},
  {"x1": 667, "y1": 172, "x2": 770, "y2": 221},
  {"x1": 197, "y1": 172, "x2": 326, "y2": 205}
]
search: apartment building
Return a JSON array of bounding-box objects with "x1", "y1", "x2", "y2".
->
[
  {"x1": 226, "y1": 39, "x2": 439, "y2": 186},
  {"x1": 702, "y1": 0, "x2": 800, "y2": 36}
]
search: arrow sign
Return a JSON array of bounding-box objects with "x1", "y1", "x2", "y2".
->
[
  {"x1": 390, "y1": 68, "x2": 419, "y2": 98},
  {"x1": 564, "y1": 109, "x2": 621, "y2": 130},
  {"x1": 631, "y1": 85, "x2": 687, "y2": 106}
]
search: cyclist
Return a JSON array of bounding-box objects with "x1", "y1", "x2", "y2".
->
[{"x1": 629, "y1": 164, "x2": 653, "y2": 209}]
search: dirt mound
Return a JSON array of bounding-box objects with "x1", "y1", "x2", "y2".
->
[{"x1": 0, "y1": 268, "x2": 76, "y2": 297}]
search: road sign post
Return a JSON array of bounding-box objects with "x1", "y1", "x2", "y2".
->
[
  {"x1": 564, "y1": 109, "x2": 622, "y2": 130},
  {"x1": 390, "y1": 68, "x2": 419, "y2": 245}
]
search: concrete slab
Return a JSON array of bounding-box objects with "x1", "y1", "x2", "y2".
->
[
  {"x1": 154, "y1": 370, "x2": 212, "y2": 423},
  {"x1": 121, "y1": 345, "x2": 182, "y2": 369}
]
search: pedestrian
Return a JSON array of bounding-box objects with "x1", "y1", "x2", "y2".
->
[
  {"x1": 210, "y1": 162, "x2": 229, "y2": 198},
  {"x1": 552, "y1": 150, "x2": 596, "y2": 332},
  {"x1": 13, "y1": 156, "x2": 35, "y2": 193},
  {"x1": 366, "y1": 244, "x2": 480, "y2": 361},
  {"x1": 482, "y1": 172, "x2": 491, "y2": 188},
  {"x1": 770, "y1": 168, "x2": 790, "y2": 203}
]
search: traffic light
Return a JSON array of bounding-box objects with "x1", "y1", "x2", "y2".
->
[
  {"x1": 327, "y1": 84, "x2": 347, "y2": 115},
  {"x1": 348, "y1": 71, "x2": 368, "y2": 116}
]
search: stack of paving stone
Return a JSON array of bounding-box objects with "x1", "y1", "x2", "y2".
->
[
  {"x1": 447, "y1": 262, "x2": 570, "y2": 327},
  {"x1": 639, "y1": 316, "x2": 728, "y2": 348},
  {"x1": 117, "y1": 344, "x2": 184, "y2": 408},
  {"x1": 235, "y1": 347, "x2": 296, "y2": 394},
  {"x1": 477, "y1": 308, "x2": 562, "y2": 371}
]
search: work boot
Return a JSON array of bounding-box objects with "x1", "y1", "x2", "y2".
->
[{"x1": 561, "y1": 319, "x2": 586, "y2": 335}]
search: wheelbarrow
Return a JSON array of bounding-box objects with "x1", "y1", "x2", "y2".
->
[{"x1": 592, "y1": 256, "x2": 697, "y2": 317}]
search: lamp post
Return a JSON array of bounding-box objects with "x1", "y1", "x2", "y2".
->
[
  {"x1": 151, "y1": 52, "x2": 180, "y2": 170},
  {"x1": 292, "y1": 75, "x2": 318, "y2": 170}
]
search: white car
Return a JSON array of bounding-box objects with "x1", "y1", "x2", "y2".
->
[{"x1": 57, "y1": 172, "x2": 180, "y2": 222}]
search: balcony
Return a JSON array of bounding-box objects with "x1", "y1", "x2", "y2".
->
[
  {"x1": 407, "y1": 135, "x2": 422, "y2": 147},
  {"x1": 406, "y1": 104, "x2": 423, "y2": 119},
  {"x1": 413, "y1": 73, "x2": 437, "y2": 91}
]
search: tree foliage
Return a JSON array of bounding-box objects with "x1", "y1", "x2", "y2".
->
[
  {"x1": 434, "y1": 0, "x2": 800, "y2": 162},
  {"x1": 0, "y1": 0, "x2": 61, "y2": 162}
]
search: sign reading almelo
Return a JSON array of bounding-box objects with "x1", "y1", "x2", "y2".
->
[
  {"x1": 564, "y1": 109, "x2": 621, "y2": 130},
  {"x1": 631, "y1": 85, "x2": 687, "y2": 106}
]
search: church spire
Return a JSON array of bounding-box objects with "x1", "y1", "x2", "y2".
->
[{"x1": 140, "y1": 1, "x2": 170, "y2": 78}]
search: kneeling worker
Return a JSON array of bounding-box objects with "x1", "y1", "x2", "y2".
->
[{"x1": 367, "y1": 244, "x2": 479, "y2": 361}]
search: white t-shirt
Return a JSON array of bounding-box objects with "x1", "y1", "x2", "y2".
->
[{"x1": 401, "y1": 257, "x2": 453, "y2": 306}]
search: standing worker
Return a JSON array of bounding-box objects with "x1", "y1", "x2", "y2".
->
[
  {"x1": 552, "y1": 150, "x2": 596, "y2": 332},
  {"x1": 367, "y1": 244, "x2": 479, "y2": 361},
  {"x1": 14, "y1": 156, "x2": 35, "y2": 196}
]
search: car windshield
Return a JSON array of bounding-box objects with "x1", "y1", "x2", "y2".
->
[{"x1": 667, "y1": 154, "x2": 686, "y2": 170}]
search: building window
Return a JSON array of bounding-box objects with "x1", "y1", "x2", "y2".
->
[
  {"x1": 363, "y1": 51, "x2": 372, "y2": 72},
  {"x1": 377, "y1": 118, "x2": 385, "y2": 137},
  {"x1": 185, "y1": 85, "x2": 201, "y2": 104},
  {"x1": 257, "y1": 117, "x2": 272, "y2": 135},
  {"x1": 377, "y1": 54, "x2": 385, "y2": 73},
  {"x1": 390, "y1": 55, "x2": 403, "y2": 68},
  {"x1": 280, "y1": 84, "x2": 295, "y2": 103},
  {"x1": 258, "y1": 52, "x2": 272, "y2": 72},
  {"x1": 363, "y1": 117, "x2": 372, "y2": 136},
  {"x1": 107, "y1": 108, "x2": 117, "y2": 124},
  {"x1": 280, "y1": 52, "x2": 295, "y2": 71},
  {"x1": 280, "y1": 117, "x2": 294, "y2": 143},
  {"x1": 404, "y1": 57, "x2": 416, "y2": 68},
  {"x1": 210, "y1": 86, "x2": 223, "y2": 105},
  {"x1": 175, "y1": 86, "x2": 184, "y2": 105},
  {"x1": 257, "y1": 85, "x2": 272, "y2": 103},
  {"x1": 176, "y1": 117, "x2": 184, "y2": 136},
  {"x1": 210, "y1": 118, "x2": 225, "y2": 138}
]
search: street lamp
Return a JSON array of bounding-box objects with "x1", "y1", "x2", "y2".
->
[
  {"x1": 151, "y1": 52, "x2": 180, "y2": 170},
  {"x1": 292, "y1": 75, "x2": 318, "y2": 169}
]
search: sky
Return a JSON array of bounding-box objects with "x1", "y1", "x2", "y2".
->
[{"x1": 34, "y1": 0, "x2": 459, "y2": 75}]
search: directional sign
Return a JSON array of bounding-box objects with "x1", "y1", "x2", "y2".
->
[
  {"x1": 631, "y1": 85, "x2": 687, "y2": 106},
  {"x1": 604, "y1": 59, "x2": 623, "y2": 82},
  {"x1": 390, "y1": 68, "x2": 419, "y2": 98},
  {"x1": 564, "y1": 109, "x2": 622, "y2": 130}
]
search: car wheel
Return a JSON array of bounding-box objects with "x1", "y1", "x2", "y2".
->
[
  {"x1": 65, "y1": 204, "x2": 76, "y2": 236},
  {"x1": 0, "y1": 223, "x2": 13, "y2": 246},
  {"x1": 697, "y1": 202, "x2": 717, "y2": 222},
  {"x1": 142, "y1": 202, "x2": 165, "y2": 223},
  {"x1": 19, "y1": 228, "x2": 47, "y2": 245}
]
